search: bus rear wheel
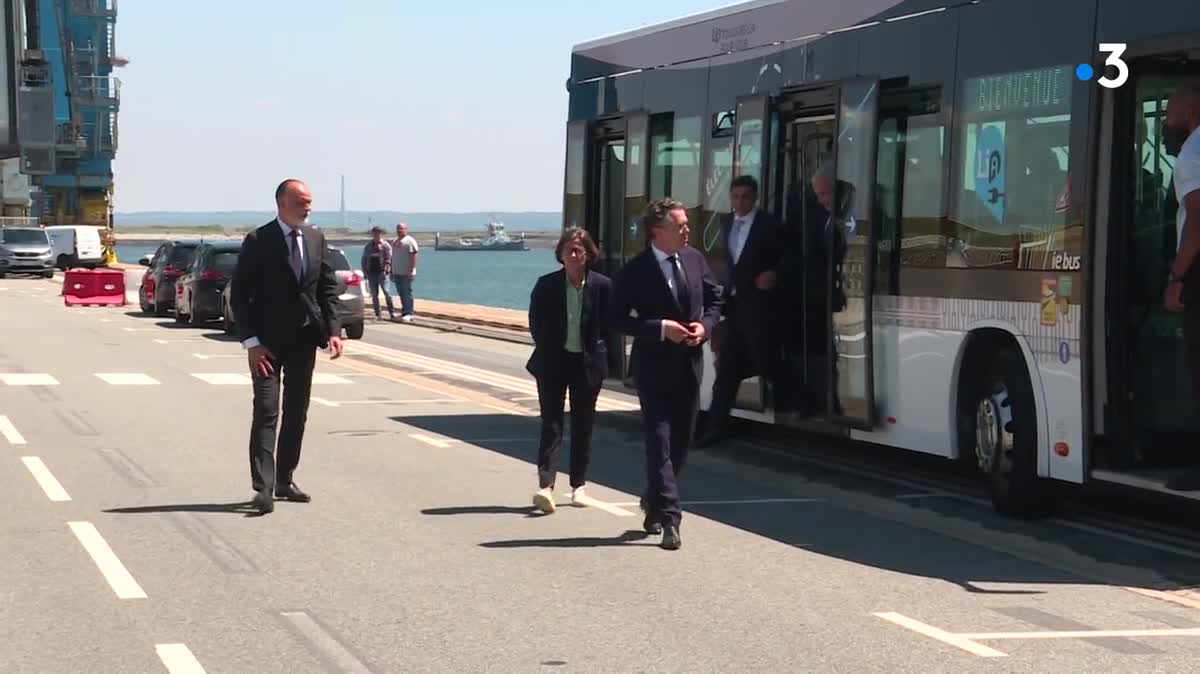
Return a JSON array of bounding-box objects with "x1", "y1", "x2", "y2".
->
[{"x1": 968, "y1": 349, "x2": 1057, "y2": 519}]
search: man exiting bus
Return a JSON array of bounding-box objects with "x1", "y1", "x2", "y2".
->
[
  {"x1": 1162, "y1": 86, "x2": 1200, "y2": 491},
  {"x1": 698, "y1": 175, "x2": 783, "y2": 447}
]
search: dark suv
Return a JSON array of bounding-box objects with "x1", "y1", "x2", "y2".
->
[
  {"x1": 138, "y1": 240, "x2": 201, "y2": 316},
  {"x1": 174, "y1": 241, "x2": 240, "y2": 325}
]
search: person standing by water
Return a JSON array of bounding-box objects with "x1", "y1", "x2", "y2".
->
[
  {"x1": 391, "y1": 222, "x2": 420, "y2": 323},
  {"x1": 525, "y1": 227, "x2": 612, "y2": 514},
  {"x1": 361, "y1": 226, "x2": 394, "y2": 321}
]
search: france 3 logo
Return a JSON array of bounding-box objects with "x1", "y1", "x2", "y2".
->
[{"x1": 1076, "y1": 44, "x2": 1129, "y2": 89}]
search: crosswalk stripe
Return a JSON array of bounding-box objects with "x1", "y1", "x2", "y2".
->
[
  {"x1": 95, "y1": 373, "x2": 161, "y2": 386},
  {"x1": 0, "y1": 373, "x2": 59, "y2": 386}
]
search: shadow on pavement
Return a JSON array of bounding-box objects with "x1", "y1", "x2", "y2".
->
[
  {"x1": 421, "y1": 505, "x2": 545, "y2": 518},
  {"x1": 393, "y1": 412, "x2": 1200, "y2": 592},
  {"x1": 481, "y1": 530, "x2": 655, "y2": 548},
  {"x1": 105, "y1": 501, "x2": 258, "y2": 516}
]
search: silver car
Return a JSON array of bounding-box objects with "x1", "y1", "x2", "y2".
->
[
  {"x1": 0, "y1": 227, "x2": 55, "y2": 278},
  {"x1": 222, "y1": 245, "x2": 364, "y2": 339}
]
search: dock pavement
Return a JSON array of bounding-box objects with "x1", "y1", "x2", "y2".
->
[{"x1": 4, "y1": 271, "x2": 1200, "y2": 671}]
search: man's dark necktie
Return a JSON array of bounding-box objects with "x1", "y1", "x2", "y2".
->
[
  {"x1": 666, "y1": 254, "x2": 692, "y2": 317},
  {"x1": 289, "y1": 230, "x2": 304, "y2": 282}
]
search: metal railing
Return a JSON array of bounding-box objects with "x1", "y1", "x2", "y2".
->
[
  {"x1": 76, "y1": 75, "x2": 120, "y2": 105},
  {"x1": 0, "y1": 216, "x2": 41, "y2": 228},
  {"x1": 71, "y1": 0, "x2": 117, "y2": 17}
]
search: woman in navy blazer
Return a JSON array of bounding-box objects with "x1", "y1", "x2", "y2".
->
[{"x1": 525, "y1": 227, "x2": 612, "y2": 514}]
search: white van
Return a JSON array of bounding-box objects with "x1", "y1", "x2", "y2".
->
[{"x1": 44, "y1": 225, "x2": 104, "y2": 269}]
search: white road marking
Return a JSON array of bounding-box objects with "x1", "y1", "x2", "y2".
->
[
  {"x1": 21, "y1": 457, "x2": 71, "y2": 501},
  {"x1": 153, "y1": 339, "x2": 169, "y2": 344},
  {"x1": 348, "y1": 341, "x2": 640, "y2": 412},
  {"x1": 155, "y1": 643, "x2": 207, "y2": 673},
  {"x1": 610, "y1": 497, "x2": 825, "y2": 507},
  {"x1": 961, "y1": 628, "x2": 1200, "y2": 640},
  {"x1": 95, "y1": 372, "x2": 161, "y2": 386},
  {"x1": 410, "y1": 433, "x2": 452, "y2": 448},
  {"x1": 190, "y1": 373, "x2": 251, "y2": 385},
  {"x1": 873, "y1": 612, "x2": 1007, "y2": 657},
  {"x1": 122, "y1": 327, "x2": 161, "y2": 332},
  {"x1": 0, "y1": 373, "x2": 59, "y2": 386},
  {"x1": 314, "y1": 397, "x2": 464, "y2": 408},
  {"x1": 0, "y1": 415, "x2": 26, "y2": 444},
  {"x1": 192, "y1": 353, "x2": 241, "y2": 360},
  {"x1": 67, "y1": 521, "x2": 147, "y2": 599},
  {"x1": 311, "y1": 373, "x2": 353, "y2": 384},
  {"x1": 571, "y1": 493, "x2": 636, "y2": 517}
]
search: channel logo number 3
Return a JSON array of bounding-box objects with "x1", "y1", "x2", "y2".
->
[{"x1": 1095, "y1": 43, "x2": 1129, "y2": 89}]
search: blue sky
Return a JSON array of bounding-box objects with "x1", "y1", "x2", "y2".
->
[{"x1": 111, "y1": 0, "x2": 719, "y2": 213}]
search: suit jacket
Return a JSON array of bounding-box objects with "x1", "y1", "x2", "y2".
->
[
  {"x1": 231, "y1": 219, "x2": 340, "y2": 351},
  {"x1": 609, "y1": 245, "x2": 722, "y2": 394},
  {"x1": 525, "y1": 268, "x2": 612, "y2": 389},
  {"x1": 719, "y1": 209, "x2": 782, "y2": 342}
]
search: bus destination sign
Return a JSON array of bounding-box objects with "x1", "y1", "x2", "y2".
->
[{"x1": 965, "y1": 65, "x2": 1071, "y2": 116}]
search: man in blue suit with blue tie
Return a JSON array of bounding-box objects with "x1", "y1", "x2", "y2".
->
[{"x1": 610, "y1": 197, "x2": 723, "y2": 550}]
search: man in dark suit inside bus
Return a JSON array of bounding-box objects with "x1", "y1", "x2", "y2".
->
[
  {"x1": 610, "y1": 197, "x2": 722, "y2": 550},
  {"x1": 698, "y1": 175, "x2": 783, "y2": 447}
]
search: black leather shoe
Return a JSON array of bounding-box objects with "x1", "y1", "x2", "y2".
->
[
  {"x1": 643, "y1": 512, "x2": 663, "y2": 535},
  {"x1": 661, "y1": 525, "x2": 681, "y2": 550},
  {"x1": 252, "y1": 488, "x2": 274, "y2": 514},
  {"x1": 275, "y1": 482, "x2": 311, "y2": 502}
]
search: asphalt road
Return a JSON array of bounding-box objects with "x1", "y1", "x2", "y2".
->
[{"x1": 5, "y1": 273, "x2": 1200, "y2": 672}]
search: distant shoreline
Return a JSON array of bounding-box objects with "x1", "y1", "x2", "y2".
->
[{"x1": 113, "y1": 228, "x2": 560, "y2": 250}]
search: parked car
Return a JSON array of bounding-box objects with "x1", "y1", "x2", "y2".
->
[
  {"x1": 221, "y1": 245, "x2": 364, "y2": 339},
  {"x1": 44, "y1": 225, "x2": 104, "y2": 269},
  {"x1": 0, "y1": 226, "x2": 54, "y2": 278},
  {"x1": 174, "y1": 241, "x2": 240, "y2": 325},
  {"x1": 137, "y1": 240, "x2": 201, "y2": 317},
  {"x1": 328, "y1": 246, "x2": 365, "y2": 339}
]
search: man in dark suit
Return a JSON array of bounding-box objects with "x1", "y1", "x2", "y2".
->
[
  {"x1": 231, "y1": 179, "x2": 344, "y2": 515},
  {"x1": 610, "y1": 197, "x2": 722, "y2": 550},
  {"x1": 526, "y1": 227, "x2": 612, "y2": 514},
  {"x1": 699, "y1": 175, "x2": 783, "y2": 446}
]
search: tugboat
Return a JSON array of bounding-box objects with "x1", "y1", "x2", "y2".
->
[{"x1": 435, "y1": 217, "x2": 529, "y2": 251}]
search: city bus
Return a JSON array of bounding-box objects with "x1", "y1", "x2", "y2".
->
[{"x1": 561, "y1": 0, "x2": 1200, "y2": 517}]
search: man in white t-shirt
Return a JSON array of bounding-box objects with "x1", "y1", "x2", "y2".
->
[
  {"x1": 1161, "y1": 86, "x2": 1200, "y2": 490},
  {"x1": 390, "y1": 222, "x2": 420, "y2": 323}
]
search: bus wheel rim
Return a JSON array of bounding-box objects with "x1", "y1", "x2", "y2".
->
[{"x1": 975, "y1": 385, "x2": 1014, "y2": 474}]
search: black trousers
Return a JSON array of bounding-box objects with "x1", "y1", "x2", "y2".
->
[
  {"x1": 249, "y1": 338, "x2": 317, "y2": 493},
  {"x1": 535, "y1": 351, "x2": 600, "y2": 489},
  {"x1": 638, "y1": 382, "x2": 699, "y2": 528},
  {"x1": 708, "y1": 298, "x2": 778, "y2": 429}
]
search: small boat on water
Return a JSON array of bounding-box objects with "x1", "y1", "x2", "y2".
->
[{"x1": 435, "y1": 217, "x2": 529, "y2": 252}]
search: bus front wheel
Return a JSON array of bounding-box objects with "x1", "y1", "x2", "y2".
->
[{"x1": 967, "y1": 349, "x2": 1057, "y2": 519}]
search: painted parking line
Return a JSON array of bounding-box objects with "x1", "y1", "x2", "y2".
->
[
  {"x1": 874, "y1": 611, "x2": 1200, "y2": 657},
  {"x1": 311, "y1": 396, "x2": 463, "y2": 408},
  {"x1": 155, "y1": 643, "x2": 207, "y2": 673},
  {"x1": 0, "y1": 414, "x2": 26, "y2": 444},
  {"x1": 873, "y1": 612, "x2": 1007, "y2": 657},
  {"x1": 348, "y1": 340, "x2": 640, "y2": 412},
  {"x1": 410, "y1": 433, "x2": 453, "y2": 448},
  {"x1": 21, "y1": 456, "x2": 71, "y2": 501},
  {"x1": 68, "y1": 521, "x2": 147, "y2": 599}
]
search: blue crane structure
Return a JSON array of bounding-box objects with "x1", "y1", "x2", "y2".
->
[{"x1": 16, "y1": 0, "x2": 120, "y2": 260}]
